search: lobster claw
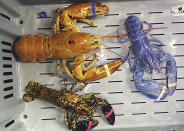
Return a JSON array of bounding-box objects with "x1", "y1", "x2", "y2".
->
[
  {"x1": 72, "y1": 59, "x2": 123, "y2": 82},
  {"x1": 73, "y1": 119, "x2": 98, "y2": 131},
  {"x1": 101, "y1": 100, "x2": 115, "y2": 125},
  {"x1": 135, "y1": 81, "x2": 168, "y2": 100}
]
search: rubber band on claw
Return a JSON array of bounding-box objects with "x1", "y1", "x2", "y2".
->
[{"x1": 91, "y1": 2, "x2": 96, "y2": 16}]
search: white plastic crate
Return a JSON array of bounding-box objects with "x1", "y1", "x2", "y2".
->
[{"x1": 0, "y1": 0, "x2": 184, "y2": 131}]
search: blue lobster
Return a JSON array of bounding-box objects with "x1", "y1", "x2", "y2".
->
[{"x1": 118, "y1": 16, "x2": 177, "y2": 100}]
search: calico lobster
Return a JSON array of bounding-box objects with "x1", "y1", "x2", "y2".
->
[
  {"x1": 117, "y1": 16, "x2": 177, "y2": 100},
  {"x1": 53, "y1": 2, "x2": 109, "y2": 33},
  {"x1": 23, "y1": 81, "x2": 115, "y2": 131}
]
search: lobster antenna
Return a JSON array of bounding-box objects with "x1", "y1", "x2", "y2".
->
[
  {"x1": 100, "y1": 42, "x2": 125, "y2": 59},
  {"x1": 72, "y1": 48, "x2": 101, "y2": 69},
  {"x1": 102, "y1": 27, "x2": 168, "y2": 38}
]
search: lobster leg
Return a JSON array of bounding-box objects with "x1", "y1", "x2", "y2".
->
[
  {"x1": 53, "y1": 8, "x2": 61, "y2": 34},
  {"x1": 62, "y1": 59, "x2": 79, "y2": 82},
  {"x1": 72, "y1": 83, "x2": 88, "y2": 93},
  {"x1": 81, "y1": 94, "x2": 115, "y2": 125},
  {"x1": 53, "y1": 60, "x2": 61, "y2": 76}
]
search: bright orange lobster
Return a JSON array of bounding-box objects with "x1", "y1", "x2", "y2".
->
[
  {"x1": 13, "y1": 2, "x2": 123, "y2": 82},
  {"x1": 13, "y1": 31, "x2": 123, "y2": 82}
]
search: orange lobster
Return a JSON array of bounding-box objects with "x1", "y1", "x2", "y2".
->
[{"x1": 13, "y1": 31, "x2": 123, "y2": 82}]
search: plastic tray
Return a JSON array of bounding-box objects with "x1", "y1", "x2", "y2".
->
[{"x1": 0, "y1": 0, "x2": 184, "y2": 131}]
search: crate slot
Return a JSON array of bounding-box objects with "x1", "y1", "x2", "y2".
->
[
  {"x1": 0, "y1": 12, "x2": 10, "y2": 20},
  {"x1": 2, "y1": 56, "x2": 12, "y2": 61},
  {"x1": 176, "y1": 99, "x2": 184, "y2": 102},
  {"x1": 4, "y1": 120, "x2": 14, "y2": 128},
  {"x1": 94, "y1": 115, "x2": 101, "y2": 117},
  {"x1": 150, "y1": 22, "x2": 164, "y2": 25},
  {"x1": 87, "y1": 81, "x2": 100, "y2": 84},
  {"x1": 126, "y1": 13, "x2": 141, "y2": 15},
  {"x1": 39, "y1": 72, "x2": 53, "y2": 75},
  {"x1": 132, "y1": 113, "x2": 147, "y2": 115},
  {"x1": 4, "y1": 86, "x2": 13, "y2": 91},
  {"x1": 115, "y1": 114, "x2": 124, "y2": 116},
  {"x1": 154, "y1": 100, "x2": 168, "y2": 103},
  {"x1": 110, "y1": 103, "x2": 124, "y2": 105},
  {"x1": 131, "y1": 102, "x2": 146, "y2": 104},
  {"x1": 107, "y1": 58, "x2": 121, "y2": 61},
  {"x1": 103, "y1": 47, "x2": 121, "y2": 49},
  {"x1": 153, "y1": 78, "x2": 166, "y2": 81},
  {"x1": 83, "y1": 25, "x2": 98, "y2": 28},
  {"x1": 3, "y1": 72, "x2": 13, "y2": 76},
  {"x1": 173, "y1": 44, "x2": 184, "y2": 46},
  {"x1": 174, "y1": 55, "x2": 184, "y2": 57},
  {"x1": 3, "y1": 64, "x2": 12, "y2": 68},
  {"x1": 172, "y1": 22, "x2": 184, "y2": 24},
  {"x1": 148, "y1": 12, "x2": 163, "y2": 14},
  {"x1": 108, "y1": 91, "x2": 123, "y2": 94},
  {"x1": 176, "y1": 88, "x2": 184, "y2": 91},
  {"x1": 1, "y1": 41, "x2": 11, "y2": 46},
  {"x1": 41, "y1": 118, "x2": 56, "y2": 121},
  {"x1": 108, "y1": 80, "x2": 123, "y2": 83},
  {"x1": 2, "y1": 49, "x2": 12, "y2": 53},
  {"x1": 37, "y1": 27, "x2": 52, "y2": 30},
  {"x1": 41, "y1": 107, "x2": 56, "y2": 109},
  {"x1": 154, "y1": 111, "x2": 169, "y2": 114},
  {"x1": 3, "y1": 79, "x2": 13, "y2": 83},
  {"x1": 150, "y1": 34, "x2": 165, "y2": 36},
  {"x1": 176, "y1": 110, "x2": 184, "y2": 113},
  {"x1": 104, "y1": 14, "x2": 119, "y2": 16},
  {"x1": 172, "y1": 33, "x2": 184, "y2": 35},
  {"x1": 105, "y1": 25, "x2": 119, "y2": 27},
  {"x1": 131, "y1": 91, "x2": 140, "y2": 93},
  {"x1": 4, "y1": 93, "x2": 14, "y2": 99}
]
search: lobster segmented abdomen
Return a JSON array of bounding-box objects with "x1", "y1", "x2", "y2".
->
[{"x1": 13, "y1": 34, "x2": 51, "y2": 62}]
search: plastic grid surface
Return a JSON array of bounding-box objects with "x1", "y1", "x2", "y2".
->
[{"x1": 1, "y1": 0, "x2": 184, "y2": 131}]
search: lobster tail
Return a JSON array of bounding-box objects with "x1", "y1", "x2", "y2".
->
[{"x1": 13, "y1": 34, "x2": 50, "y2": 62}]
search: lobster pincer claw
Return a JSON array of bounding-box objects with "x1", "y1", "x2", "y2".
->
[
  {"x1": 163, "y1": 53, "x2": 177, "y2": 96},
  {"x1": 135, "y1": 81, "x2": 168, "y2": 101},
  {"x1": 101, "y1": 100, "x2": 115, "y2": 125},
  {"x1": 72, "y1": 59, "x2": 123, "y2": 82},
  {"x1": 73, "y1": 119, "x2": 99, "y2": 131},
  {"x1": 65, "y1": 2, "x2": 109, "y2": 17}
]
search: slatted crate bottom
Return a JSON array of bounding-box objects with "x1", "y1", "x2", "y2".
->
[{"x1": 1, "y1": 0, "x2": 184, "y2": 131}]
